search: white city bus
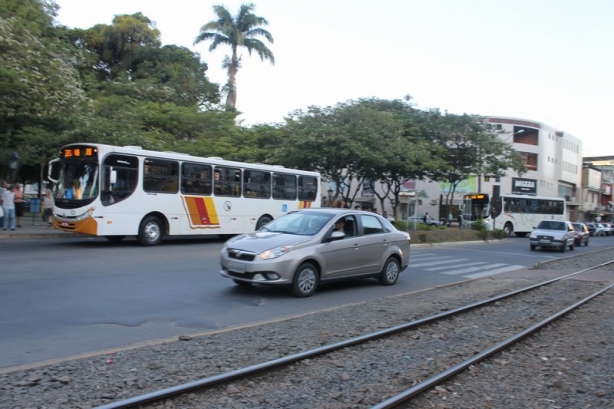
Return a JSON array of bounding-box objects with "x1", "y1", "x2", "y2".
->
[
  {"x1": 461, "y1": 193, "x2": 567, "y2": 237},
  {"x1": 48, "y1": 144, "x2": 321, "y2": 245}
]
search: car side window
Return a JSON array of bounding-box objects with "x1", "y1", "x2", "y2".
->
[{"x1": 360, "y1": 215, "x2": 384, "y2": 235}]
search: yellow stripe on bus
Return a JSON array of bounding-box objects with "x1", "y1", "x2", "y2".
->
[{"x1": 183, "y1": 196, "x2": 220, "y2": 228}]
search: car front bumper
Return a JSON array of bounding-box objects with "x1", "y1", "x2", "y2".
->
[{"x1": 529, "y1": 238, "x2": 566, "y2": 248}]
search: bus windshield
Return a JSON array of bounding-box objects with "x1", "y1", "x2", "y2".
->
[
  {"x1": 462, "y1": 194, "x2": 490, "y2": 222},
  {"x1": 55, "y1": 160, "x2": 99, "y2": 204}
]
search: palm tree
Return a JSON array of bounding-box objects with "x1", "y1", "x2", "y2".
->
[{"x1": 194, "y1": 3, "x2": 274, "y2": 111}]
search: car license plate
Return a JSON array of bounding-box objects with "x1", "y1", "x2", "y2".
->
[
  {"x1": 539, "y1": 239, "x2": 551, "y2": 243},
  {"x1": 228, "y1": 262, "x2": 246, "y2": 274}
]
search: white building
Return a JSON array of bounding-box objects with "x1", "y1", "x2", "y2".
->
[{"x1": 352, "y1": 116, "x2": 583, "y2": 223}]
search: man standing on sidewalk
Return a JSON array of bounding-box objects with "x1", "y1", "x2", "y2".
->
[
  {"x1": 2, "y1": 184, "x2": 16, "y2": 231},
  {"x1": 0, "y1": 180, "x2": 6, "y2": 227}
]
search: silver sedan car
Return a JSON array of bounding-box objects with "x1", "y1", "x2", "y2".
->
[{"x1": 220, "y1": 208, "x2": 411, "y2": 297}]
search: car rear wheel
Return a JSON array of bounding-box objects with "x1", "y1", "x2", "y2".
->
[
  {"x1": 379, "y1": 257, "x2": 400, "y2": 285},
  {"x1": 585, "y1": 239, "x2": 589, "y2": 246},
  {"x1": 291, "y1": 262, "x2": 318, "y2": 298},
  {"x1": 569, "y1": 243, "x2": 574, "y2": 251}
]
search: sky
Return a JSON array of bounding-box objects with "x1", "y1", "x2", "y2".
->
[{"x1": 53, "y1": 0, "x2": 614, "y2": 156}]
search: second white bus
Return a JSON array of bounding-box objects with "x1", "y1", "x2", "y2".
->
[{"x1": 461, "y1": 193, "x2": 567, "y2": 236}]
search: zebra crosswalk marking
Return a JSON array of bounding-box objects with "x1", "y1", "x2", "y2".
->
[
  {"x1": 424, "y1": 261, "x2": 489, "y2": 271},
  {"x1": 409, "y1": 258, "x2": 469, "y2": 268},
  {"x1": 409, "y1": 252, "x2": 526, "y2": 278},
  {"x1": 440, "y1": 263, "x2": 507, "y2": 275},
  {"x1": 464, "y1": 265, "x2": 525, "y2": 279}
]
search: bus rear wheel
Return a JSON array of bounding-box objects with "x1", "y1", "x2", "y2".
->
[
  {"x1": 503, "y1": 223, "x2": 513, "y2": 237},
  {"x1": 138, "y1": 216, "x2": 164, "y2": 246}
]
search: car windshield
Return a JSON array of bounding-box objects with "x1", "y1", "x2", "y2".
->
[
  {"x1": 260, "y1": 212, "x2": 334, "y2": 235},
  {"x1": 572, "y1": 223, "x2": 582, "y2": 230},
  {"x1": 537, "y1": 221, "x2": 565, "y2": 230}
]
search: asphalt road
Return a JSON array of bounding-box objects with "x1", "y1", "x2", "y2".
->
[{"x1": 1, "y1": 234, "x2": 613, "y2": 369}]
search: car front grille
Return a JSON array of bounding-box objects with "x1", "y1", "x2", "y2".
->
[
  {"x1": 227, "y1": 271, "x2": 258, "y2": 279},
  {"x1": 536, "y1": 235, "x2": 555, "y2": 240},
  {"x1": 227, "y1": 249, "x2": 257, "y2": 261}
]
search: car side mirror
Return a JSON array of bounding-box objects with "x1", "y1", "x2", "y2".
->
[{"x1": 330, "y1": 231, "x2": 345, "y2": 241}]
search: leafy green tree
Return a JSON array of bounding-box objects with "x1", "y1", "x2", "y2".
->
[
  {"x1": 355, "y1": 97, "x2": 444, "y2": 218},
  {"x1": 0, "y1": 0, "x2": 88, "y2": 185},
  {"x1": 71, "y1": 13, "x2": 161, "y2": 81},
  {"x1": 194, "y1": 3, "x2": 274, "y2": 111},
  {"x1": 419, "y1": 110, "x2": 526, "y2": 216},
  {"x1": 130, "y1": 45, "x2": 220, "y2": 107}
]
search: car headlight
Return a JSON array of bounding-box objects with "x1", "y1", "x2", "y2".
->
[{"x1": 259, "y1": 245, "x2": 293, "y2": 260}]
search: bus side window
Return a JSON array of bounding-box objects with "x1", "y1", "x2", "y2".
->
[
  {"x1": 214, "y1": 166, "x2": 241, "y2": 197},
  {"x1": 298, "y1": 175, "x2": 318, "y2": 201},
  {"x1": 181, "y1": 163, "x2": 212, "y2": 195},
  {"x1": 143, "y1": 158, "x2": 179, "y2": 194},
  {"x1": 243, "y1": 170, "x2": 270, "y2": 199}
]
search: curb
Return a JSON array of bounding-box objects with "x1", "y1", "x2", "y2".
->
[{"x1": 0, "y1": 232, "x2": 83, "y2": 240}]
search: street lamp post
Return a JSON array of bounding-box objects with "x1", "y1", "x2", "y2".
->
[
  {"x1": 327, "y1": 188, "x2": 333, "y2": 207},
  {"x1": 8, "y1": 151, "x2": 20, "y2": 184}
]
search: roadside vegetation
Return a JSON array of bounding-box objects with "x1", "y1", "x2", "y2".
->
[{"x1": 397, "y1": 218, "x2": 509, "y2": 244}]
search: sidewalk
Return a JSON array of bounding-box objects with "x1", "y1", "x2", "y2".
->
[{"x1": 0, "y1": 213, "x2": 81, "y2": 240}]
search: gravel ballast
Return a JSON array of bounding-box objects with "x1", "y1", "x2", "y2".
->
[{"x1": 1, "y1": 249, "x2": 612, "y2": 409}]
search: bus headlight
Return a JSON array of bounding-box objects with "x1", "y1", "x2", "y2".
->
[{"x1": 74, "y1": 207, "x2": 96, "y2": 221}]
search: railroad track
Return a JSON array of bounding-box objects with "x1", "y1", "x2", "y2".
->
[{"x1": 94, "y1": 259, "x2": 614, "y2": 409}]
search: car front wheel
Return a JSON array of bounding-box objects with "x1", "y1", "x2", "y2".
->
[
  {"x1": 379, "y1": 257, "x2": 400, "y2": 285},
  {"x1": 291, "y1": 262, "x2": 319, "y2": 298}
]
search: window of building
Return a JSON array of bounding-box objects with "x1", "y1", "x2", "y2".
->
[
  {"x1": 513, "y1": 127, "x2": 539, "y2": 145},
  {"x1": 519, "y1": 152, "x2": 538, "y2": 171}
]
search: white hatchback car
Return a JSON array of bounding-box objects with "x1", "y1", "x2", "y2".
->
[
  {"x1": 529, "y1": 220, "x2": 576, "y2": 252},
  {"x1": 220, "y1": 208, "x2": 411, "y2": 297},
  {"x1": 406, "y1": 215, "x2": 442, "y2": 227}
]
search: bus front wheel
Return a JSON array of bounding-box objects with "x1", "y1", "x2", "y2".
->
[
  {"x1": 256, "y1": 215, "x2": 273, "y2": 230},
  {"x1": 138, "y1": 216, "x2": 164, "y2": 246}
]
